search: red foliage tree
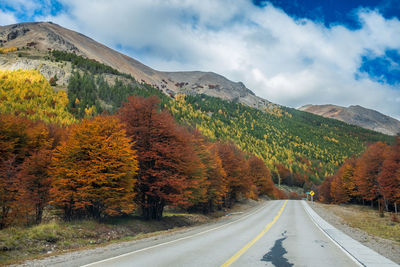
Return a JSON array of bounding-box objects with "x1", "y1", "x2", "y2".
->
[
  {"x1": 248, "y1": 156, "x2": 274, "y2": 198},
  {"x1": 0, "y1": 115, "x2": 49, "y2": 228},
  {"x1": 15, "y1": 148, "x2": 52, "y2": 224},
  {"x1": 318, "y1": 175, "x2": 334, "y2": 203},
  {"x1": 378, "y1": 138, "x2": 400, "y2": 211},
  {"x1": 119, "y1": 96, "x2": 194, "y2": 220},
  {"x1": 354, "y1": 142, "x2": 388, "y2": 207},
  {"x1": 215, "y1": 142, "x2": 252, "y2": 207}
]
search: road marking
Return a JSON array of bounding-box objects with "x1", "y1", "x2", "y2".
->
[
  {"x1": 221, "y1": 200, "x2": 288, "y2": 267},
  {"x1": 81, "y1": 200, "x2": 278, "y2": 267}
]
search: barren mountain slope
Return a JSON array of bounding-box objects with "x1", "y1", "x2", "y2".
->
[
  {"x1": 0, "y1": 22, "x2": 271, "y2": 109},
  {"x1": 299, "y1": 104, "x2": 400, "y2": 136}
]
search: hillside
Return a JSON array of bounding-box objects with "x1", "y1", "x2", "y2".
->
[
  {"x1": 299, "y1": 104, "x2": 400, "y2": 136},
  {"x1": 169, "y1": 94, "x2": 393, "y2": 185},
  {"x1": 0, "y1": 22, "x2": 394, "y2": 187},
  {"x1": 0, "y1": 22, "x2": 271, "y2": 110}
]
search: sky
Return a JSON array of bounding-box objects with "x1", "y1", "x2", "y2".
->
[{"x1": 1, "y1": 0, "x2": 400, "y2": 119}]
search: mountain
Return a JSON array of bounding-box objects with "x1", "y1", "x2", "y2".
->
[
  {"x1": 0, "y1": 22, "x2": 271, "y2": 110},
  {"x1": 299, "y1": 104, "x2": 400, "y2": 136}
]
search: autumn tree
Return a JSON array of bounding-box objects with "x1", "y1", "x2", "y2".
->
[
  {"x1": 215, "y1": 142, "x2": 252, "y2": 207},
  {"x1": 378, "y1": 138, "x2": 400, "y2": 212},
  {"x1": 119, "y1": 96, "x2": 194, "y2": 220},
  {"x1": 204, "y1": 144, "x2": 228, "y2": 212},
  {"x1": 248, "y1": 156, "x2": 274, "y2": 198},
  {"x1": 0, "y1": 115, "x2": 50, "y2": 228},
  {"x1": 0, "y1": 115, "x2": 31, "y2": 228},
  {"x1": 15, "y1": 148, "x2": 52, "y2": 224},
  {"x1": 318, "y1": 176, "x2": 334, "y2": 203},
  {"x1": 50, "y1": 116, "x2": 138, "y2": 220},
  {"x1": 184, "y1": 130, "x2": 209, "y2": 209},
  {"x1": 354, "y1": 142, "x2": 388, "y2": 207},
  {"x1": 330, "y1": 159, "x2": 356, "y2": 204}
]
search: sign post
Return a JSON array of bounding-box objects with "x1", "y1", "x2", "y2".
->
[{"x1": 310, "y1": 190, "x2": 315, "y2": 203}]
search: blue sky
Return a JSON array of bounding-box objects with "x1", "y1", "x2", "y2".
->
[
  {"x1": 0, "y1": 0, "x2": 399, "y2": 118},
  {"x1": 254, "y1": 0, "x2": 400, "y2": 28}
]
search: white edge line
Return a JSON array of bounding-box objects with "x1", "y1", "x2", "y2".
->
[
  {"x1": 302, "y1": 201, "x2": 364, "y2": 267},
  {"x1": 81, "y1": 200, "x2": 280, "y2": 266}
]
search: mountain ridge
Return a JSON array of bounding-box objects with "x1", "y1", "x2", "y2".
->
[
  {"x1": 299, "y1": 104, "x2": 400, "y2": 136},
  {"x1": 0, "y1": 21, "x2": 271, "y2": 110}
]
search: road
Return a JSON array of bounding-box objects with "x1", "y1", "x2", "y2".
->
[{"x1": 79, "y1": 200, "x2": 360, "y2": 267}]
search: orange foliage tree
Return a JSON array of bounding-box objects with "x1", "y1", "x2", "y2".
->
[
  {"x1": 50, "y1": 116, "x2": 138, "y2": 220},
  {"x1": 204, "y1": 144, "x2": 228, "y2": 212},
  {"x1": 330, "y1": 158, "x2": 356, "y2": 204}
]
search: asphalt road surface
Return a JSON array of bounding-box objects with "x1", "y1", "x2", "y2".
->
[{"x1": 81, "y1": 200, "x2": 360, "y2": 267}]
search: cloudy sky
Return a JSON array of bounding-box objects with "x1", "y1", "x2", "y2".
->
[{"x1": 1, "y1": 0, "x2": 400, "y2": 119}]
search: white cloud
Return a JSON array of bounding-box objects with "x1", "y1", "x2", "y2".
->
[
  {"x1": 34, "y1": 0, "x2": 400, "y2": 119},
  {"x1": 0, "y1": 10, "x2": 17, "y2": 25}
]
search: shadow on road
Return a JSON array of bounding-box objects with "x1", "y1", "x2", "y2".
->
[{"x1": 261, "y1": 231, "x2": 293, "y2": 267}]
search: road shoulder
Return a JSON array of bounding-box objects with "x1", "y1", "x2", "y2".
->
[{"x1": 303, "y1": 201, "x2": 398, "y2": 266}]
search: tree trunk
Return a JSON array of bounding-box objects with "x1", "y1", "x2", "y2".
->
[
  {"x1": 378, "y1": 199, "x2": 384, "y2": 217},
  {"x1": 384, "y1": 198, "x2": 388, "y2": 212},
  {"x1": 395, "y1": 202, "x2": 398, "y2": 214},
  {"x1": 36, "y1": 204, "x2": 43, "y2": 224}
]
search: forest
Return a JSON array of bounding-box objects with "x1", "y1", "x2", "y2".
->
[
  {"x1": 47, "y1": 50, "x2": 393, "y2": 189},
  {"x1": 318, "y1": 138, "x2": 400, "y2": 213},
  {"x1": 168, "y1": 94, "x2": 393, "y2": 186},
  {"x1": 0, "y1": 70, "x2": 287, "y2": 229}
]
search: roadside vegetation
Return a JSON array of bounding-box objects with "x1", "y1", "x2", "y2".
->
[
  {"x1": 318, "y1": 138, "x2": 400, "y2": 214},
  {"x1": 0, "y1": 211, "x2": 209, "y2": 265},
  {"x1": 316, "y1": 203, "x2": 400, "y2": 243}
]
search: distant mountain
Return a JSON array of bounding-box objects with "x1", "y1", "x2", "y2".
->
[
  {"x1": 0, "y1": 22, "x2": 271, "y2": 110},
  {"x1": 299, "y1": 104, "x2": 400, "y2": 136}
]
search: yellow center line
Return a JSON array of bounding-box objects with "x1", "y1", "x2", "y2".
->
[{"x1": 221, "y1": 200, "x2": 288, "y2": 267}]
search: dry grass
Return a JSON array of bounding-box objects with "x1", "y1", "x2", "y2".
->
[{"x1": 321, "y1": 203, "x2": 400, "y2": 243}]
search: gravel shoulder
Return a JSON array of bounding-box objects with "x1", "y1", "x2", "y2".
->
[{"x1": 309, "y1": 202, "x2": 400, "y2": 264}]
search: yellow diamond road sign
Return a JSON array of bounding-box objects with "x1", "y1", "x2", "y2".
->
[{"x1": 310, "y1": 191, "x2": 315, "y2": 196}]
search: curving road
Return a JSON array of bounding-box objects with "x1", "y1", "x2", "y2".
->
[{"x1": 76, "y1": 200, "x2": 366, "y2": 267}]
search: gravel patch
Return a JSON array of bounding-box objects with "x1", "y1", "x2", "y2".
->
[{"x1": 309, "y1": 202, "x2": 400, "y2": 264}]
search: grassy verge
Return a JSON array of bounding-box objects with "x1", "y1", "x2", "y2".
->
[
  {"x1": 0, "y1": 213, "x2": 208, "y2": 265},
  {"x1": 319, "y1": 203, "x2": 400, "y2": 243}
]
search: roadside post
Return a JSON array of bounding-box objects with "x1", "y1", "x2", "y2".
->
[{"x1": 310, "y1": 190, "x2": 314, "y2": 203}]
